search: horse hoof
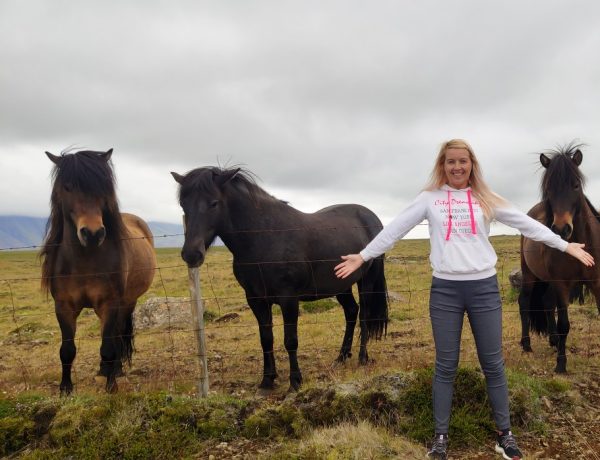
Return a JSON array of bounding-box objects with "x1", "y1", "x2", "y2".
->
[
  {"x1": 522, "y1": 345, "x2": 533, "y2": 353},
  {"x1": 60, "y1": 385, "x2": 73, "y2": 396},
  {"x1": 335, "y1": 352, "x2": 351, "y2": 364},
  {"x1": 554, "y1": 366, "x2": 567, "y2": 374}
]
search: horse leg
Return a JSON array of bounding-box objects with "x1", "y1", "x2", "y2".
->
[
  {"x1": 519, "y1": 261, "x2": 543, "y2": 352},
  {"x1": 55, "y1": 302, "x2": 82, "y2": 395},
  {"x1": 98, "y1": 301, "x2": 122, "y2": 393},
  {"x1": 335, "y1": 290, "x2": 359, "y2": 362},
  {"x1": 248, "y1": 298, "x2": 277, "y2": 389},
  {"x1": 280, "y1": 298, "x2": 302, "y2": 391},
  {"x1": 518, "y1": 281, "x2": 533, "y2": 352},
  {"x1": 554, "y1": 294, "x2": 570, "y2": 374},
  {"x1": 113, "y1": 302, "x2": 137, "y2": 378},
  {"x1": 547, "y1": 309, "x2": 559, "y2": 350}
]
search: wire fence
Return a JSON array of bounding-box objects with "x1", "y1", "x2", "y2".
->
[{"x1": 1, "y1": 230, "x2": 600, "y2": 397}]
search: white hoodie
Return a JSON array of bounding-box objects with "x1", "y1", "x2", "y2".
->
[{"x1": 359, "y1": 185, "x2": 568, "y2": 281}]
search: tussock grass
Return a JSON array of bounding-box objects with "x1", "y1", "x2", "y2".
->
[{"x1": 268, "y1": 421, "x2": 424, "y2": 459}]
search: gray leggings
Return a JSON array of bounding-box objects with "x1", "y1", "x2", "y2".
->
[{"x1": 429, "y1": 275, "x2": 510, "y2": 433}]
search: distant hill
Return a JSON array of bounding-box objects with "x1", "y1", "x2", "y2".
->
[{"x1": 0, "y1": 215, "x2": 206, "y2": 250}]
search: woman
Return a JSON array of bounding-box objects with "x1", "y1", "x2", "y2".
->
[{"x1": 334, "y1": 139, "x2": 594, "y2": 460}]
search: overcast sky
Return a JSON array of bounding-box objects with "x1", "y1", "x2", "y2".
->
[{"x1": 1, "y1": 1, "x2": 599, "y2": 239}]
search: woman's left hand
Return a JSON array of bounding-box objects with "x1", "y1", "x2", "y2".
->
[{"x1": 565, "y1": 242, "x2": 595, "y2": 267}]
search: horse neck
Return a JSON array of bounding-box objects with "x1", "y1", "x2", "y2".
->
[{"x1": 578, "y1": 197, "x2": 600, "y2": 252}]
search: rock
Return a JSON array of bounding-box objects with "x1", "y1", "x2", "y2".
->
[
  {"x1": 215, "y1": 312, "x2": 241, "y2": 323},
  {"x1": 134, "y1": 297, "x2": 192, "y2": 330},
  {"x1": 508, "y1": 268, "x2": 522, "y2": 290},
  {"x1": 387, "y1": 291, "x2": 407, "y2": 303}
]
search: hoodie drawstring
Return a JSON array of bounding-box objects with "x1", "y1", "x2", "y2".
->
[
  {"x1": 446, "y1": 189, "x2": 477, "y2": 241},
  {"x1": 445, "y1": 190, "x2": 452, "y2": 241},
  {"x1": 467, "y1": 189, "x2": 477, "y2": 235}
]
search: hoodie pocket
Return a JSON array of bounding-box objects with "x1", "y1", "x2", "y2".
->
[{"x1": 437, "y1": 237, "x2": 496, "y2": 274}]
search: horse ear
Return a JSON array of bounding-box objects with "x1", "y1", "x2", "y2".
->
[
  {"x1": 539, "y1": 153, "x2": 551, "y2": 168},
  {"x1": 45, "y1": 151, "x2": 62, "y2": 165},
  {"x1": 100, "y1": 148, "x2": 113, "y2": 161},
  {"x1": 572, "y1": 149, "x2": 583, "y2": 166},
  {"x1": 171, "y1": 172, "x2": 185, "y2": 184},
  {"x1": 214, "y1": 168, "x2": 241, "y2": 188}
]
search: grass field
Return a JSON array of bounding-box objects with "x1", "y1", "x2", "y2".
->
[{"x1": 2, "y1": 236, "x2": 600, "y2": 458}]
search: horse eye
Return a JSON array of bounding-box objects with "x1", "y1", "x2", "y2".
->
[
  {"x1": 209, "y1": 200, "x2": 219, "y2": 209},
  {"x1": 64, "y1": 183, "x2": 72, "y2": 192},
  {"x1": 574, "y1": 183, "x2": 580, "y2": 190}
]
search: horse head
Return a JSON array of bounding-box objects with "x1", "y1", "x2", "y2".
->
[
  {"x1": 540, "y1": 146, "x2": 584, "y2": 240},
  {"x1": 46, "y1": 149, "x2": 117, "y2": 248},
  {"x1": 172, "y1": 167, "x2": 240, "y2": 267}
]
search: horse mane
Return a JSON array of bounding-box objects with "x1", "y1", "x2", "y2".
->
[
  {"x1": 40, "y1": 150, "x2": 127, "y2": 293},
  {"x1": 540, "y1": 142, "x2": 586, "y2": 199},
  {"x1": 585, "y1": 196, "x2": 600, "y2": 223},
  {"x1": 179, "y1": 166, "x2": 286, "y2": 207}
]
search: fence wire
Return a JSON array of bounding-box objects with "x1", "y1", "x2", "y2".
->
[{"x1": 1, "y1": 232, "x2": 599, "y2": 397}]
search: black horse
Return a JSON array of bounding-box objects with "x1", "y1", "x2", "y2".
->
[
  {"x1": 171, "y1": 167, "x2": 388, "y2": 391},
  {"x1": 519, "y1": 144, "x2": 600, "y2": 373}
]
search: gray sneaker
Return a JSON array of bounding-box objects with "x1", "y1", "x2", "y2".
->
[
  {"x1": 426, "y1": 434, "x2": 448, "y2": 460},
  {"x1": 495, "y1": 430, "x2": 523, "y2": 459}
]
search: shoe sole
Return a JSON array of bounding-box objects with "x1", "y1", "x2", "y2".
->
[{"x1": 494, "y1": 443, "x2": 522, "y2": 460}]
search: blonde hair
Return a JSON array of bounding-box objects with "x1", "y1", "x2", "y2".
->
[{"x1": 423, "y1": 139, "x2": 507, "y2": 219}]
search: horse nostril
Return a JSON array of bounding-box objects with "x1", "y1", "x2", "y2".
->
[
  {"x1": 562, "y1": 225, "x2": 573, "y2": 240},
  {"x1": 80, "y1": 227, "x2": 91, "y2": 241},
  {"x1": 550, "y1": 224, "x2": 559, "y2": 235},
  {"x1": 97, "y1": 227, "x2": 106, "y2": 244}
]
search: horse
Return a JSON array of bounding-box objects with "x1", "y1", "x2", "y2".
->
[
  {"x1": 40, "y1": 149, "x2": 156, "y2": 394},
  {"x1": 519, "y1": 144, "x2": 600, "y2": 373},
  {"x1": 171, "y1": 167, "x2": 388, "y2": 392}
]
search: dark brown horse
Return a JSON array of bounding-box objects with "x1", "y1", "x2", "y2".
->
[
  {"x1": 40, "y1": 149, "x2": 156, "y2": 394},
  {"x1": 172, "y1": 167, "x2": 388, "y2": 392},
  {"x1": 519, "y1": 144, "x2": 600, "y2": 373}
]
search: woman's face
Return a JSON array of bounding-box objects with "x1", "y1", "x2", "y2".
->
[{"x1": 444, "y1": 148, "x2": 472, "y2": 189}]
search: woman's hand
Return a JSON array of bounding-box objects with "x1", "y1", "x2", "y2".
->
[
  {"x1": 334, "y1": 254, "x2": 364, "y2": 279},
  {"x1": 565, "y1": 242, "x2": 595, "y2": 267}
]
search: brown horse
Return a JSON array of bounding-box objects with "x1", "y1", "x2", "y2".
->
[
  {"x1": 519, "y1": 144, "x2": 600, "y2": 373},
  {"x1": 40, "y1": 149, "x2": 156, "y2": 394}
]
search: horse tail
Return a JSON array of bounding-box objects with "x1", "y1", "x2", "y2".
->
[
  {"x1": 569, "y1": 282, "x2": 586, "y2": 305},
  {"x1": 360, "y1": 255, "x2": 389, "y2": 341},
  {"x1": 527, "y1": 280, "x2": 554, "y2": 335},
  {"x1": 119, "y1": 308, "x2": 136, "y2": 366}
]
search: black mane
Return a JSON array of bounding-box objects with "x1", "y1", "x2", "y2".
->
[
  {"x1": 179, "y1": 166, "x2": 283, "y2": 206},
  {"x1": 40, "y1": 150, "x2": 126, "y2": 293}
]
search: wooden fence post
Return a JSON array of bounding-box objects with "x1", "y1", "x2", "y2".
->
[{"x1": 183, "y1": 216, "x2": 209, "y2": 397}]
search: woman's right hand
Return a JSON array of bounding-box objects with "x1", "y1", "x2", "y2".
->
[
  {"x1": 334, "y1": 254, "x2": 364, "y2": 279},
  {"x1": 565, "y1": 242, "x2": 595, "y2": 267}
]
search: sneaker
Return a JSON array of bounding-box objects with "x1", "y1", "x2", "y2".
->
[
  {"x1": 495, "y1": 429, "x2": 523, "y2": 459},
  {"x1": 426, "y1": 434, "x2": 448, "y2": 459}
]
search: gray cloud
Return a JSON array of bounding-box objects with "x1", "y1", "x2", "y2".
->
[{"x1": 1, "y1": 0, "x2": 599, "y2": 226}]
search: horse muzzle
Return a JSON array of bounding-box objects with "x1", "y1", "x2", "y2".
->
[
  {"x1": 78, "y1": 226, "x2": 106, "y2": 247},
  {"x1": 551, "y1": 213, "x2": 574, "y2": 240},
  {"x1": 181, "y1": 246, "x2": 205, "y2": 268}
]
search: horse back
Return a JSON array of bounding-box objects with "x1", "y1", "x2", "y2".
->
[
  {"x1": 232, "y1": 203, "x2": 382, "y2": 299},
  {"x1": 121, "y1": 213, "x2": 156, "y2": 302}
]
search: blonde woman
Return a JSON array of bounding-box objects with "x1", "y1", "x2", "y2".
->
[{"x1": 334, "y1": 139, "x2": 594, "y2": 460}]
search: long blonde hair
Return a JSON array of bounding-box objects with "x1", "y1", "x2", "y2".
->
[{"x1": 423, "y1": 139, "x2": 507, "y2": 219}]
